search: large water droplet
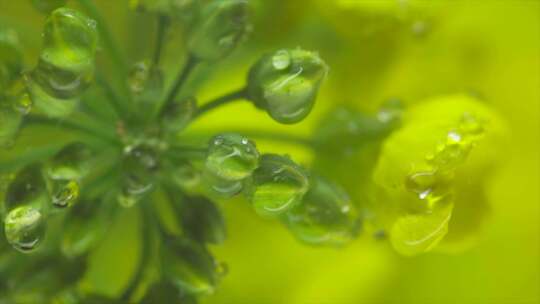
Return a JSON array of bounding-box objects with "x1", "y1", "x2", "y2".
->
[
  {"x1": 205, "y1": 133, "x2": 259, "y2": 181},
  {"x1": 247, "y1": 154, "x2": 309, "y2": 217},
  {"x1": 4, "y1": 206, "x2": 46, "y2": 253}
]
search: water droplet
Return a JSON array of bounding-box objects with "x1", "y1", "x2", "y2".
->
[
  {"x1": 272, "y1": 50, "x2": 291, "y2": 70},
  {"x1": 247, "y1": 154, "x2": 309, "y2": 218},
  {"x1": 4, "y1": 206, "x2": 46, "y2": 253},
  {"x1": 205, "y1": 133, "x2": 259, "y2": 181},
  {"x1": 51, "y1": 180, "x2": 79, "y2": 208},
  {"x1": 247, "y1": 48, "x2": 328, "y2": 124}
]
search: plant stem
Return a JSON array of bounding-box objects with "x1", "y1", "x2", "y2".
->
[
  {"x1": 193, "y1": 88, "x2": 247, "y2": 119},
  {"x1": 24, "y1": 114, "x2": 119, "y2": 146},
  {"x1": 153, "y1": 16, "x2": 169, "y2": 67},
  {"x1": 77, "y1": 0, "x2": 127, "y2": 72},
  {"x1": 156, "y1": 55, "x2": 198, "y2": 117},
  {"x1": 121, "y1": 204, "x2": 153, "y2": 302},
  {"x1": 95, "y1": 70, "x2": 125, "y2": 118}
]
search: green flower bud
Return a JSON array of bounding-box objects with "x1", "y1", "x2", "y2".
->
[
  {"x1": 246, "y1": 154, "x2": 309, "y2": 218},
  {"x1": 30, "y1": 0, "x2": 68, "y2": 14},
  {"x1": 247, "y1": 48, "x2": 328, "y2": 124},
  {"x1": 373, "y1": 94, "x2": 507, "y2": 255},
  {"x1": 163, "y1": 239, "x2": 219, "y2": 295},
  {"x1": 4, "y1": 205, "x2": 46, "y2": 253},
  {"x1": 28, "y1": 8, "x2": 98, "y2": 117},
  {"x1": 285, "y1": 177, "x2": 361, "y2": 246},
  {"x1": 205, "y1": 133, "x2": 259, "y2": 181},
  {"x1": 188, "y1": 0, "x2": 251, "y2": 61},
  {"x1": 0, "y1": 29, "x2": 23, "y2": 91},
  {"x1": 181, "y1": 196, "x2": 226, "y2": 244}
]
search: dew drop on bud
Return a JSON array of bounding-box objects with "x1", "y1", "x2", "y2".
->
[
  {"x1": 4, "y1": 206, "x2": 46, "y2": 253},
  {"x1": 247, "y1": 48, "x2": 328, "y2": 124},
  {"x1": 205, "y1": 133, "x2": 259, "y2": 182},
  {"x1": 246, "y1": 154, "x2": 309, "y2": 217}
]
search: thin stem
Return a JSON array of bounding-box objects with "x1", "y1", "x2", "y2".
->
[
  {"x1": 166, "y1": 146, "x2": 207, "y2": 160},
  {"x1": 95, "y1": 70, "x2": 124, "y2": 118},
  {"x1": 193, "y1": 88, "x2": 247, "y2": 119},
  {"x1": 121, "y1": 204, "x2": 153, "y2": 302},
  {"x1": 156, "y1": 55, "x2": 198, "y2": 118},
  {"x1": 24, "y1": 115, "x2": 119, "y2": 146},
  {"x1": 153, "y1": 16, "x2": 169, "y2": 67},
  {"x1": 77, "y1": 0, "x2": 127, "y2": 72}
]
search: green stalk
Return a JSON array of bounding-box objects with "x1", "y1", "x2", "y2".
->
[
  {"x1": 193, "y1": 88, "x2": 247, "y2": 119},
  {"x1": 155, "y1": 55, "x2": 199, "y2": 118},
  {"x1": 120, "y1": 203, "x2": 153, "y2": 302},
  {"x1": 24, "y1": 114, "x2": 119, "y2": 146},
  {"x1": 152, "y1": 16, "x2": 169, "y2": 67}
]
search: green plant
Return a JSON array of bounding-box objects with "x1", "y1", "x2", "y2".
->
[{"x1": 0, "y1": 1, "x2": 505, "y2": 303}]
